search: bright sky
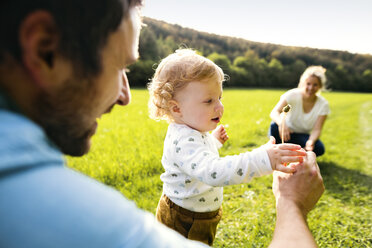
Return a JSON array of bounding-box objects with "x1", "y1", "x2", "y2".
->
[{"x1": 142, "y1": 0, "x2": 372, "y2": 55}]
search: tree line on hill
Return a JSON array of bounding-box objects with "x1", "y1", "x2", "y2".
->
[{"x1": 127, "y1": 17, "x2": 372, "y2": 92}]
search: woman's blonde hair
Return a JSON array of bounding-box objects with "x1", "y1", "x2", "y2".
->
[
  {"x1": 298, "y1": 65, "x2": 327, "y2": 91},
  {"x1": 147, "y1": 49, "x2": 225, "y2": 122}
]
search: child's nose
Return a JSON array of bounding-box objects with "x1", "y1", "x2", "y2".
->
[{"x1": 215, "y1": 101, "x2": 224, "y2": 111}]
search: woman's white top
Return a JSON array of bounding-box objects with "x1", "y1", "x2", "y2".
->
[{"x1": 282, "y1": 88, "x2": 330, "y2": 134}]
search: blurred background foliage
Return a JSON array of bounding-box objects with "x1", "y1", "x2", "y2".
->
[{"x1": 127, "y1": 17, "x2": 372, "y2": 92}]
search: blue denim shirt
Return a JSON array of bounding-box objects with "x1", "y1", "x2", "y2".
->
[{"x1": 0, "y1": 90, "x2": 208, "y2": 248}]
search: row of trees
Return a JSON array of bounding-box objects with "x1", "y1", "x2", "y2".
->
[{"x1": 127, "y1": 17, "x2": 372, "y2": 92}]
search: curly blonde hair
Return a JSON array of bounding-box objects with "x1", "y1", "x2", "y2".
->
[
  {"x1": 298, "y1": 65, "x2": 327, "y2": 91},
  {"x1": 148, "y1": 49, "x2": 225, "y2": 122}
]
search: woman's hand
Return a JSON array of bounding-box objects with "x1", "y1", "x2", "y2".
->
[
  {"x1": 270, "y1": 99, "x2": 292, "y2": 142},
  {"x1": 305, "y1": 140, "x2": 314, "y2": 151},
  {"x1": 306, "y1": 115, "x2": 327, "y2": 152},
  {"x1": 278, "y1": 121, "x2": 292, "y2": 142}
]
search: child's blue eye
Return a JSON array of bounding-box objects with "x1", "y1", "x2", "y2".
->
[{"x1": 204, "y1": 99, "x2": 212, "y2": 104}]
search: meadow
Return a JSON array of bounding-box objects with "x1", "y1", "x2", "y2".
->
[{"x1": 67, "y1": 89, "x2": 372, "y2": 247}]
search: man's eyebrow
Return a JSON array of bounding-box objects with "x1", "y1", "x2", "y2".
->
[{"x1": 134, "y1": 0, "x2": 144, "y2": 7}]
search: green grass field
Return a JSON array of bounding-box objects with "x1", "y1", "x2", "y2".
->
[{"x1": 67, "y1": 89, "x2": 372, "y2": 247}]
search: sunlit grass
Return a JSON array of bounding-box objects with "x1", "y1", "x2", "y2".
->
[{"x1": 67, "y1": 89, "x2": 372, "y2": 247}]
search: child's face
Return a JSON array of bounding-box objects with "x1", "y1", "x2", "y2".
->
[{"x1": 173, "y1": 78, "x2": 223, "y2": 132}]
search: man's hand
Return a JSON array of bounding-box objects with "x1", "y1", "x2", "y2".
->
[
  {"x1": 269, "y1": 152, "x2": 324, "y2": 248},
  {"x1": 272, "y1": 151, "x2": 324, "y2": 216}
]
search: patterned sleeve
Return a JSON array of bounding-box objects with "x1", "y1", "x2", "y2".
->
[
  {"x1": 210, "y1": 134, "x2": 223, "y2": 150},
  {"x1": 171, "y1": 131, "x2": 272, "y2": 187}
]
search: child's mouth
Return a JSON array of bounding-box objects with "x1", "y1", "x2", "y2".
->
[{"x1": 211, "y1": 117, "x2": 220, "y2": 123}]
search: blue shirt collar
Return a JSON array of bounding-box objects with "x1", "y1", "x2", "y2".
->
[{"x1": 0, "y1": 87, "x2": 64, "y2": 175}]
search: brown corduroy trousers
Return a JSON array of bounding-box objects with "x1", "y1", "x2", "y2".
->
[{"x1": 156, "y1": 194, "x2": 222, "y2": 246}]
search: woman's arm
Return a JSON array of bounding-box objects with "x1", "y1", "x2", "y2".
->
[
  {"x1": 270, "y1": 98, "x2": 291, "y2": 141},
  {"x1": 306, "y1": 115, "x2": 327, "y2": 151},
  {"x1": 270, "y1": 98, "x2": 288, "y2": 125}
]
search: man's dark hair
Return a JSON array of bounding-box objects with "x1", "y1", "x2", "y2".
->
[{"x1": 0, "y1": 0, "x2": 139, "y2": 76}]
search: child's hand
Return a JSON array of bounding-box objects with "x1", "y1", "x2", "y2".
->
[
  {"x1": 265, "y1": 136, "x2": 306, "y2": 173},
  {"x1": 212, "y1": 125, "x2": 229, "y2": 144}
]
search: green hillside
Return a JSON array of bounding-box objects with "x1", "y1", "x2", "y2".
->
[{"x1": 127, "y1": 17, "x2": 372, "y2": 92}]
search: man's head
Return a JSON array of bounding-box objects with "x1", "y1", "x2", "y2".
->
[{"x1": 0, "y1": 0, "x2": 143, "y2": 156}]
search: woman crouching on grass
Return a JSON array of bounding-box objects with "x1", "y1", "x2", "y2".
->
[{"x1": 269, "y1": 65, "x2": 330, "y2": 156}]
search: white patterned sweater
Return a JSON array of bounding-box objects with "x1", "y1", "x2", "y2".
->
[{"x1": 160, "y1": 123, "x2": 272, "y2": 213}]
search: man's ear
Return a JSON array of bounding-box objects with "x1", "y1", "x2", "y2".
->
[
  {"x1": 19, "y1": 10, "x2": 59, "y2": 88},
  {"x1": 169, "y1": 100, "x2": 182, "y2": 118}
]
